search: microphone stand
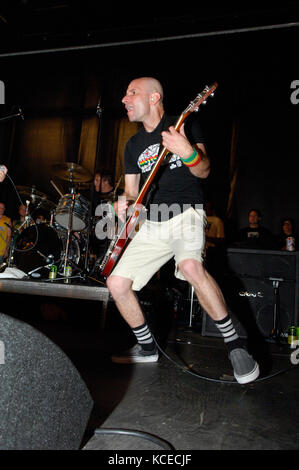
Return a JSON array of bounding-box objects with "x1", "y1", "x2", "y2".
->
[
  {"x1": 269, "y1": 276, "x2": 285, "y2": 344},
  {"x1": 84, "y1": 100, "x2": 104, "y2": 276}
]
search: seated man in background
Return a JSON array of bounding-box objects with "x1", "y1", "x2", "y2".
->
[{"x1": 232, "y1": 209, "x2": 277, "y2": 250}]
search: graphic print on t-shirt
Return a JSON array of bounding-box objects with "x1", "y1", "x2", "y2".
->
[{"x1": 137, "y1": 144, "x2": 182, "y2": 174}]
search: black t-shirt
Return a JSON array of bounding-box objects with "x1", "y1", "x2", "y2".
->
[
  {"x1": 124, "y1": 114, "x2": 205, "y2": 220},
  {"x1": 235, "y1": 226, "x2": 278, "y2": 250}
]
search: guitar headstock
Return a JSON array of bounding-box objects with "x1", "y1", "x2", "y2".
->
[{"x1": 184, "y1": 82, "x2": 218, "y2": 115}]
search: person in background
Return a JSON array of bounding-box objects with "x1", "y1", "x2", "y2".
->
[
  {"x1": 93, "y1": 170, "x2": 118, "y2": 212},
  {"x1": 0, "y1": 202, "x2": 12, "y2": 264},
  {"x1": 276, "y1": 218, "x2": 297, "y2": 251},
  {"x1": 90, "y1": 170, "x2": 122, "y2": 265},
  {"x1": 13, "y1": 204, "x2": 27, "y2": 232},
  {"x1": 233, "y1": 208, "x2": 277, "y2": 249}
]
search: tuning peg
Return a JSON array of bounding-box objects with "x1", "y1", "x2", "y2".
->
[
  {"x1": 202, "y1": 100, "x2": 207, "y2": 105},
  {"x1": 210, "y1": 93, "x2": 215, "y2": 97}
]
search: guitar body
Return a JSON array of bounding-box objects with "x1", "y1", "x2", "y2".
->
[
  {"x1": 100, "y1": 204, "x2": 144, "y2": 277},
  {"x1": 99, "y1": 83, "x2": 218, "y2": 277}
]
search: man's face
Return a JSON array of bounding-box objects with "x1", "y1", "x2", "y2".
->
[
  {"x1": 19, "y1": 205, "x2": 26, "y2": 216},
  {"x1": 94, "y1": 174, "x2": 102, "y2": 191},
  {"x1": 283, "y1": 220, "x2": 293, "y2": 235},
  {"x1": 122, "y1": 79, "x2": 151, "y2": 122},
  {"x1": 248, "y1": 211, "x2": 260, "y2": 227}
]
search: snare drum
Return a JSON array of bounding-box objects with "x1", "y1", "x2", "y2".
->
[
  {"x1": 55, "y1": 193, "x2": 90, "y2": 231},
  {"x1": 13, "y1": 224, "x2": 80, "y2": 275}
]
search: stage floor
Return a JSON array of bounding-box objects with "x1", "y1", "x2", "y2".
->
[{"x1": 1, "y1": 286, "x2": 298, "y2": 454}]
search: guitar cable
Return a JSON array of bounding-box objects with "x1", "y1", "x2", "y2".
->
[{"x1": 150, "y1": 326, "x2": 298, "y2": 385}]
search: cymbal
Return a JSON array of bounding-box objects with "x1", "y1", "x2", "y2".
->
[
  {"x1": 17, "y1": 185, "x2": 56, "y2": 211},
  {"x1": 51, "y1": 162, "x2": 92, "y2": 183},
  {"x1": 17, "y1": 185, "x2": 48, "y2": 201}
]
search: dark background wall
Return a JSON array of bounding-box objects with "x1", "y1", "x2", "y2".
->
[{"x1": 0, "y1": 23, "x2": 298, "y2": 237}]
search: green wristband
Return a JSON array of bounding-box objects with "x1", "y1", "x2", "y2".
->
[
  {"x1": 110, "y1": 201, "x2": 116, "y2": 216},
  {"x1": 181, "y1": 148, "x2": 198, "y2": 164}
]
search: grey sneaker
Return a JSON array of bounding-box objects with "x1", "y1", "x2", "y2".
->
[
  {"x1": 111, "y1": 344, "x2": 159, "y2": 364},
  {"x1": 229, "y1": 348, "x2": 260, "y2": 384}
]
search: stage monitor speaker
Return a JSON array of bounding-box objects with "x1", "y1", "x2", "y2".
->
[
  {"x1": 0, "y1": 313, "x2": 94, "y2": 450},
  {"x1": 202, "y1": 249, "x2": 299, "y2": 341}
]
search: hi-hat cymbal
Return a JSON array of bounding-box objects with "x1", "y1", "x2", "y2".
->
[
  {"x1": 17, "y1": 185, "x2": 48, "y2": 202},
  {"x1": 51, "y1": 162, "x2": 92, "y2": 183},
  {"x1": 16, "y1": 185, "x2": 56, "y2": 210}
]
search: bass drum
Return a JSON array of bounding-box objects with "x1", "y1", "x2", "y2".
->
[{"x1": 13, "y1": 223, "x2": 80, "y2": 276}]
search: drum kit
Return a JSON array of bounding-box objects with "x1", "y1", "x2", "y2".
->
[{"x1": 8, "y1": 162, "x2": 104, "y2": 283}]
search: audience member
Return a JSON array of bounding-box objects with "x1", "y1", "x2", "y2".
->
[
  {"x1": 92, "y1": 170, "x2": 121, "y2": 212},
  {"x1": 276, "y1": 217, "x2": 297, "y2": 251},
  {"x1": 90, "y1": 170, "x2": 122, "y2": 263},
  {"x1": 232, "y1": 208, "x2": 277, "y2": 249},
  {"x1": 0, "y1": 202, "x2": 12, "y2": 263},
  {"x1": 13, "y1": 204, "x2": 27, "y2": 232}
]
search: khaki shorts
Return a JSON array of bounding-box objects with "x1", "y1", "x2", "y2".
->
[{"x1": 110, "y1": 207, "x2": 206, "y2": 291}]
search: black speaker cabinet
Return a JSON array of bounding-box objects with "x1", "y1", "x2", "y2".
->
[
  {"x1": 202, "y1": 249, "x2": 299, "y2": 341},
  {"x1": 0, "y1": 313, "x2": 94, "y2": 450}
]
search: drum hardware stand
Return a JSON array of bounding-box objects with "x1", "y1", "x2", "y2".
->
[
  {"x1": 7, "y1": 232, "x2": 17, "y2": 268},
  {"x1": 185, "y1": 284, "x2": 202, "y2": 329},
  {"x1": 63, "y1": 188, "x2": 75, "y2": 274},
  {"x1": 188, "y1": 285, "x2": 196, "y2": 328},
  {"x1": 59, "y1": 187, "x2": 83, "y2": 282},
  {"x1": 6, "y1": 207, "x2": 34, "y2": 269},
  {"x1": 269, "y1": 276, "x2": 285, "y2": 344},
  {"x1": 27, "y1": 257, "x2": 61, "y2": 278}
]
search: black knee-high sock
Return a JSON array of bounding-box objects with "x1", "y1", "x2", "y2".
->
[
  {"x1": 214, "y1": 315, "x2": 245, "y2": 352},
  {"x1": 132, "y1": 322, "x2": 156, "y2": 351}
]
